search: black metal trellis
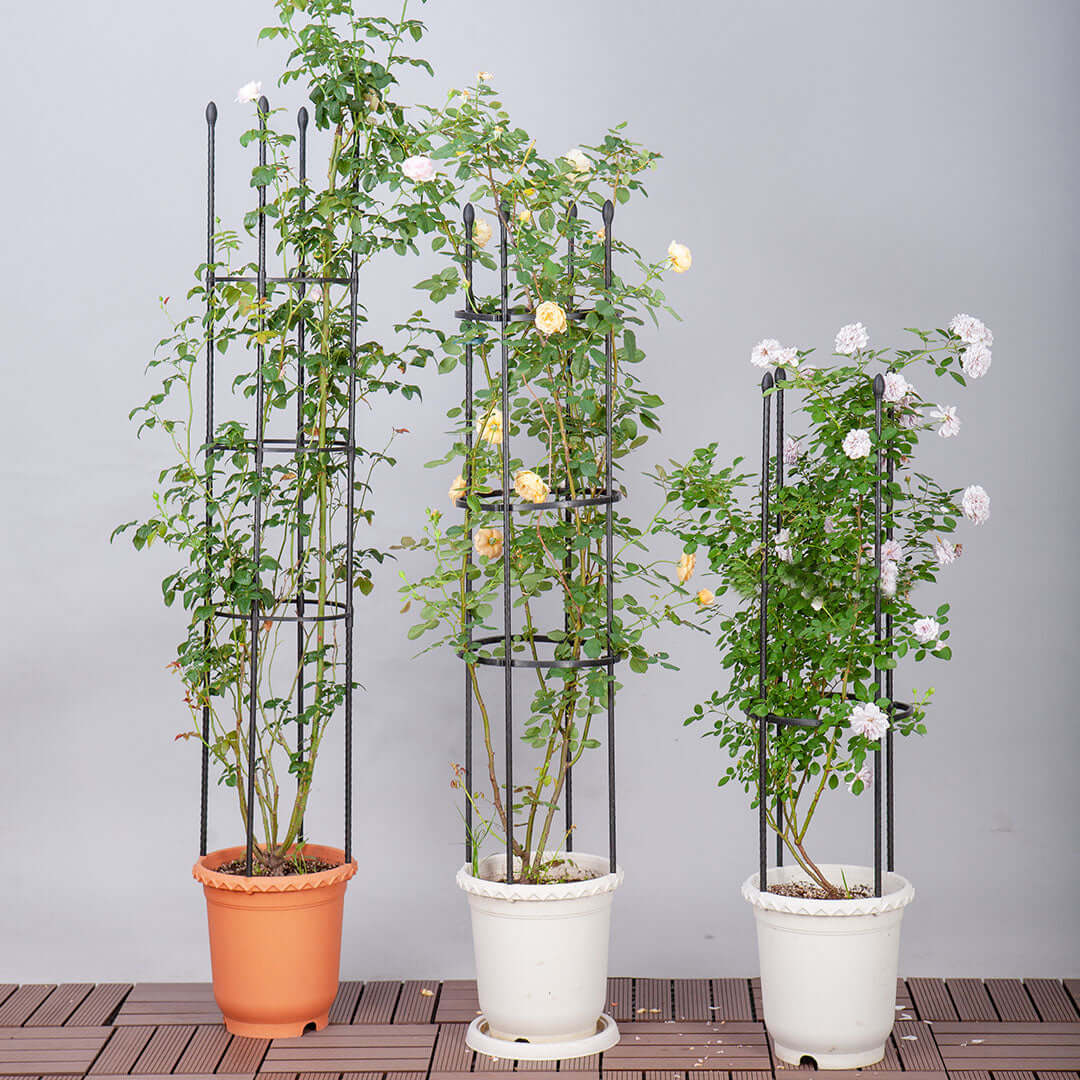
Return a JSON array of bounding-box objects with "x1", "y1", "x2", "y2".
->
[
  {"x1": 755, "y1": 370, "x2": 913, "y2": 898},
  {"x1": 199, "y1": 98, "x2": 357, "y2": 875},
  {"x1": 456, "y1": 200, "x2": 620, "y2": 884}
]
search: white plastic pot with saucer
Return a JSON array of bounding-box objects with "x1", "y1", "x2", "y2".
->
[
  {"x1": 742, "y1": 862, "x2": 915, "y2": 1069},
  {"x1": 457, "y1": 850, "x2": 623, "y2": 1060}
]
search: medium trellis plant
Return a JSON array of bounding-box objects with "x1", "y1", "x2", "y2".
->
[
  {"x1": 398, "y1": 75, "x2": 696, "y2": 883},
  {"x1": 655, "y1": 316, "x2": 994, "y2": 898}
]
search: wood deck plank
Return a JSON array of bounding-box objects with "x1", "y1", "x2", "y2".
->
[
  {"x1": 429, "y1": 1022, "x2": 471, "y2": 1074},
  {"x1": 353, "y1": 984, "x2": 401, "y2": 1026},
  {"x1": 393, "y1": 983, "x2": 440, "y2": 1025},
  {"x1": 24, "y1": 988, "x2": 94, "y2": 1030},
  {"x1": 433, "y1": 983, "x2": 479, "y2": 1025},
  {"x1": 131, "y1": 1025, "x2": 195, "y2": 1074},
  {"x1": 607, "y1": 980, "x2": 634, "y2": 1024},
  {"x1": 945, "y1": 981, "x2": 998, "y2": 1022},
  {"x1": 88, "y1": 1025, "x2": 156, "y2": 1075},
  {"x1": 1026, "y1": 981, "x2": 1080, "y2": 1023},
  {"x1": 893, "y1": 1021, "x2": 946, "y2": 1072},
  {"x1": 173, "y1": 1025, "x2": 231, "y2": 1074},
  {"x1": 710, "y1": 979, "x2": 754, "y2": 1022},
  {"x1": 908, "y1": 980, "x2": 960, "y2": 1022},
  {"x1": 0, "y1": 989, "x2": 58, "y2": 1028},
  {"x1": 673, "y1": 980, "x2": 710, "y2": 1022},
  {"x1": 602, "y1": 1020, "x2": 769, "y2": 1071},
  {"x1": 329, "y1": 982, "x2": 363, "y2": 1025},
  {"x1": 985, "y1": 981, "x2": 1039, "y2": 1022},
  {"x1": 633, "y1": 980, "x2": 672, "y2": 1022},
  {"x1": 65, "y1": 988, "x2": 133, "y2": 1028},
  {"x1": 216, "y1": 1035, "x2": 270, "y2": 1075}
]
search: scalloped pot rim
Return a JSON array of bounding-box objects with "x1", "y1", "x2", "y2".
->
[
  {"x1": 742, "y1": 863, "x2": 914, "y2": 917},
  {"x1": 193, "y1": 844, "x2": 358, "y2": 893},
  {"x1": 457, "y1": 851, "x2": 623, "y2": 901}
]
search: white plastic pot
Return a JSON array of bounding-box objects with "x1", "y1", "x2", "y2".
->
[
  {"x1": 742, "y1": 863, "x2": 915, "y2": 1070},
  {"x1": 457, "y1": 851, "x2": 622, "y2": 1058}
]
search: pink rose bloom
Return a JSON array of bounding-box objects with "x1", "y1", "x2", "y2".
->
[
  {"x1": 882, "y1": 371, "x2": 909, "y2": 403},
  {"x1": 842, "y1": 428, "x2": 871, "y2": 459},
  {"x1": 879, "y1": 559, "x2": 898, "y2": 597},
  {"x1": 849, "y1": 763, "x2": 874, "y2": 792},
  {"x1": 961, "y1": 342, "x2": 992, "y2": 379},
  {"x1": 932, "y1": 405, "x2": 961, "y2": 438},
  {"x1": 933, "y1": 536, "x2": 959, "y2": 566},
  {"x1": 849, "y1": 703, "x2": 889, "y2": 741},
  {"x1": 962, "y1": 484, "x2": 991, "y2": 524},
  {"x1": 835, "y1": 321, "x2": 870, "y2": 355},
  {"x1": 751, "y1": 338, "x2": 782, "y2": 369},
  {"x1": 913, "y1": 617, "x2": 940, "y2": 645},
  {"x1": 782, "y1": 435, "x2": 802, "y2": 466},
  {"x1": 401, "y1": 155, "x2": 436, "y2": 182}
]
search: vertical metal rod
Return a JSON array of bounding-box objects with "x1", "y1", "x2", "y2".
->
[
  {"x1": 498, "y1": 204, "x2": 514, "y2": 884},
  {"x1": 245, "y1": 97, "x2": 270, "y2": 876},
  {"x1": 872, "y1": 373, "x2": 885, "y2": 897},
  {"x1": 343, "y1": 140, "x2": 360, "y2": 865},
  {"x1": 758, "y1": 372, "x2": 774, "y2": 893},
  {"x1": 564, "y1": 202, "x2": 577, "y2": 852},
  {"x1": 773, "y1": 366, "x2": 786, "y2": 869},
  {"x1": 295, "y1": 106, "x2": 308, "y2": 845},
  {"x1": 602, "y1": 200, "x2": 617, "y2": 874},
  {"x1": 200, "y1": 100, "x2": 217, "y2": 858},
  {"x1": 885, "y1": 382, "x2": 896, "y2": 873},
  {"x1": 462, "y1": 203, "x2": 476, "y2": 867}
]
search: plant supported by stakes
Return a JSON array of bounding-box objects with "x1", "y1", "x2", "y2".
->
[
  {"x1": 655, "y1": 318, "x2": 994, "y2": 898},
  {"x1": 399, "y1": 76, "x2": 697, "y2": 884},
  {"x1": 115, "y1": 0, "x2": 451, "y2": 875}
]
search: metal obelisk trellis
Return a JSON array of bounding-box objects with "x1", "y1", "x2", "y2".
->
[
  {"x1": 455, "y1": 200, "x2": 620, "y2": 884},
  {"x1": 198, "y1": 97, "x2": 357, "y2": 874},
  {"x1": 755, "y1": 369, "x2": 912, "y2": 897}
]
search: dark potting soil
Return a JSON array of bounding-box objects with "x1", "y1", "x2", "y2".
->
[
  {"x1": 768, "y1": 881, "x2": 873, "y2": 900},
  {"x1": 215, "y1": 856, "x2": 341, "y2": 877},
  {"x1": 479, "y1": 860, "x2": 602, "y2": 885}
]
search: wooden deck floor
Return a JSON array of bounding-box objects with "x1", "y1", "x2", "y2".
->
[{"x1": 1, "y1": 978, "x2": 1077, "y2": 1080}]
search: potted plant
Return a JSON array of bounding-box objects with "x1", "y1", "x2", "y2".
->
[
  {"x1": 654, "y1": 317, "x2": 994, "y2": 1068},
  {"x1": 115, "y1": 0, "x2": 446, "y2": 1037},
  {"x1": 400, "y1": 77, "x2": 693, "y2": 1057}
]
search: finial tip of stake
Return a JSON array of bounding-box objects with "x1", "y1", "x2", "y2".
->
[
  {"x1": 775, "y1": 366, "x2": 787, "y2": 383},
  {"x1": 205, "y1": 101, "x2": 217, "y2": 124},
  {"x1": 258, "y1": 94, "x2": 270, "y2": 114},
  {"x1": 602, "y1": 199, "x2": 615, "y2": 224},
  {"x1": 463, "y1": 202, "x2": 475, "y2": 226},
  {"x1": 873, "y1": 372, "x2": 885, "y2": 396},
  {"x1": 761, "y1": 371, "x2": 774, "y2": 391},
  {"x1": 297, "y1": 106, "x2": 308, "y2": 131},
  {"x1": 569, "y1": 202, "x2": 578, "y2": 219}
]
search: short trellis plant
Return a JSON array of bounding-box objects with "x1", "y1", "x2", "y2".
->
[
  {"x1": 398, "y1": 75, "x2": 693, "y2": 1056},
  {"x1": 115, "y1": 0, "x2": 448, "y2": 1040},
  {"x1": 655, "y1": 315, "x2": 994, "y2": 1069}
]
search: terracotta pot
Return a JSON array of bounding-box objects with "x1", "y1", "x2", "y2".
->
[{"x1": 193, "y1": 844, "x2": 357, "y2": 1038}]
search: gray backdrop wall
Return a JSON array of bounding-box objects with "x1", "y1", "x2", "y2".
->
[{"x1": 2, "y1": 0, "x2": 1077, "y2": 981}]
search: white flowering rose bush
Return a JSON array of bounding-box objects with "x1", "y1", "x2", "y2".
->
[
  {"x1": 652, "y1": 319, "x2": 994, "y2": 896},
  {"x1": 398, "y1": 77, "x2": 695, "y2": 882}
]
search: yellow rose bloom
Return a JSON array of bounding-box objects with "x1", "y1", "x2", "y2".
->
[
  {"x1": 472, "y1": 218, "x2": 492, "y2": 247},
  {"x1": 477, "y1": 71, "x2": 493, "y2": 82},
  {"x1": 677, "y1": 552, "x2": 696, "y2": 584},
  {"x1": 668, "y1": 240, "x2": 692, "y2": 273},
  {"x1": 696, "y1": 588, "x2": 715, "y2": 607},
  {"x1": 448, "y1": 473, "x2": 466, "y2": 502},
  {"x1": 474, "y1": 528, "x2": 504, "y2": 560},
  {"x1": 517, "y1": 208, "x2": 531, "y2": 225},
  {"x1": 514, "y1": 470, "x2": 550, "y2": 504},
  {"x1": 476, "y1": 407, "x2": 503, "y2": 445},
  {"x1": 534, "y1": 300, "x2": 568, "y2": 336}
]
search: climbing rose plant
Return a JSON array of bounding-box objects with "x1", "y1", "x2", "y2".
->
[{"x1": 654, "y1": 315, "x2": 994, "y2": 897}]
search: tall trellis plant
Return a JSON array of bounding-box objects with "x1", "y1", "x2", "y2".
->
[
  {"x1": 400, "y1": 77, "x2": 695, "y2": 884},
  {"x1": 116, "y1": 0, "x2": 447, "y2": 874}
]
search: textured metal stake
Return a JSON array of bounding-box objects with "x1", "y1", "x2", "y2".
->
[
  {"x1": 295, "y1": 105, "x2": 308, "y2": 845},
  {"x1": 462, "y1": 203, "x2": 475, "y2": 867},
  {"x1": 758, "y1": 372, "x2": 773, "y2": 893},
  {"x1": 564, "y1": 202, "x2": 577, "y2": 853},
  {"x1": 872, "y1": 373, "x2": 885, "y2": 897},
  {"x1": 774, "y1": 366, "x2": 786, "y2": 868},
  {"x1": 200, "y1": 101, "x2": 217, "y2": 859},
  {"x1": 602, "y1": 199, "x2": 617, "y2": 875}
]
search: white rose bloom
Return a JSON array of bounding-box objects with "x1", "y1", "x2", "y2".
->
[
  {"x1": 835, "y1": 321, "x2": 870, "y2": 355},
  {"x1": 849, "y1": 702, "x2": 889, "y2": 741},
  {"x1": 774, "y1": 346, "x2": 798, "y2": 368},
  {"x1": 667, "y1": 241, "x2": 692, "y2": 273},
  {"x1": 782, "y1": 435, "x2": 802, "y2": 466},
  {"x1": 913, "y1": 617, "x2": 941, "y2": 645},
  {"x1": 236, "y1": 81, "x2": 263, "y2": 103},
  {"x1": 882, "y1": 371, "x2": 910, "y2": 403},
  {"x1": 842, "y1": 428, "x2": 872, "y2": 459},
  {"x1": 881, "y1": 538, "x2": 903, "y2": 563},
  {"x1": 933, "y1": 536, "x2": 959, "y2": 566},
  {"x1": 811, "y1": 596, "x2": 824, "y2": 611},
  {"x1": 401, "y1": 155, "x2": 437, "y2": 182},
  {"x1": 775, "y1": 528, "x2": 793, "y2": 564},
  {"x1": 849, "y1": 763, "x2": 874, "y2": 792},
  {"x1": 564, "y1": 147, "x2": 591, "y2": 173},
  {"x1": 751, "y1": 338, "x2": 782, "y2": 369},
  {"x1": 879, "y1": 559, "x2": 898, "y2": 597},
  {"x1": 962, "y1": 484, "x2": 991, "y2": 524},
  {"x1": 931, "y1": 405, "x2": 961, "y2": 438},
  {"x1": 472, "y1": 218, "x2": 493, "y2": 247},
  {"x1": 961, "y1": 342, "x2": 992, "y2": 379},
  {"x1": 949, "y1": 313, "x2": 993, "y2": 346}
]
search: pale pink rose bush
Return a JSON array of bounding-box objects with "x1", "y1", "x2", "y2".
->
[{"x1": 655, "y1": 314, "x2": 996, "y2": 893}]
